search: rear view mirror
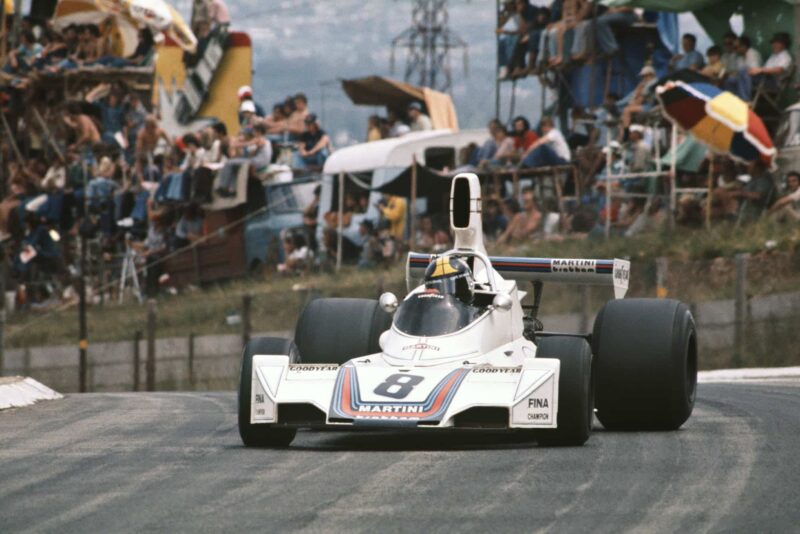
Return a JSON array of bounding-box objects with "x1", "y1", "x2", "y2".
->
[{"x1": 379, "y1": 292, "x2": 399, "y2": 314}]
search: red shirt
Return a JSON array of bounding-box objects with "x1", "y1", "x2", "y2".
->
[{"x1": 514, "y1": 130, "x2": 539, "y2": 151}]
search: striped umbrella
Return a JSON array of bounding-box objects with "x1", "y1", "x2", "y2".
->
[{"x1": 656, "y1": 80, "x2": 776, "y2": 167}]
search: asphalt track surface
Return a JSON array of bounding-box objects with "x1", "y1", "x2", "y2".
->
[{"x1": 1, "y1": 382, "x2": 799, "y2": 533}]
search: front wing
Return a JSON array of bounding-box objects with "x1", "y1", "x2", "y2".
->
[{"x1": 249, "y1": 356, "x2": 560, "y2": 430}]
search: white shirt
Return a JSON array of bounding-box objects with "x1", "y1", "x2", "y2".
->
[
  {"x1": 410, "y1": 113, "x2": 433, "y2": 132},
  {"x1": 544, "y1": 128, "x2": 571, "y2": 161},
  {"x1": 737, "y1": 48, "x2": 762, "y2": 70},
  {"x1": 765, "y1": 49, "x2": 792, "y2": 71}
]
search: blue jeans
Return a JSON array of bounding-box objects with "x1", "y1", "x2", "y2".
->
[
  {"x1": 572, "y1": 12, "x2": 637, "y2": 57},
  {"x1": 292, "y1": 148, "x2": 329, "y2": 169},
  {"x1": 521, "y1": 144, "x2": 568, "y2": 169},
  {"x1": 498, "y1": 34, "x2": 519, "y2": 68},
  {"x1": 726, "y1": 68, "x2": 779, "y2": 100}
]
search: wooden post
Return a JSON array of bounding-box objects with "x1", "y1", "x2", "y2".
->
[
  {"x1": 669, "y1": 124, "x2": 678, "y2": 229},
  {"x1": 511, "y1": 170, "x2": 520, "y2": 199},
  {"x1": 188, "y1": 332, "x2": 195, "y2": 389},
  {"x1": 733, "y1": 253, "x2": 749, "y2": 366},
  {"x1": 336, "y1": 171, "x2": 344, "y2": 272},
  {"x1": 410, "y1": 156, "x2": 418, "y2": 249},
  {"x1": 604, "y1": 125, "x2": 613, "y2": 240},
  {"x1": 656, "y1": 257, "x2": 669, "y2": 298},
  {"x1": 133, "y1": 330, "x2": 141, "y2": 392},
  {"x1": 242, "y1": 294, "x2": 252, "y2": 347},
  {"x1": 78, "y1": 162, "x2": 88, "y2": 393},
  {"x1": 705, "y1": 159, "x2": 713, "y2": 229},
  {"x1": 146, "y1": 299, "x2": 157, "y2": 391}
]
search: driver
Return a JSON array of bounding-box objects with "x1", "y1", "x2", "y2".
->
[{"x1": 423, "y1": 255, "x2": 475, "y2": 305}]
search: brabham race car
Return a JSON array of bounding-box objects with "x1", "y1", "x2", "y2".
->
[{"x1": 238, "y1": 173, "x2": 698, "y2": 447}]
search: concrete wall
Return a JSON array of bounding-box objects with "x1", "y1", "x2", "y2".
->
[{"x1": 3, "y1": 289, "x2": 800, "y2": 392}]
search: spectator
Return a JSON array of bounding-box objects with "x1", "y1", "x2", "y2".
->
[
  {"x1": 769, "y1": 171, "x2": 800, "y2": 221},
  {"x1": 498, "y1": 187, "x2": 541, "y2": 244},
  {"x1": 367, "y1": 115, "x2": 382, "y2": 142},
  {"x1": 571, "y1": 5, "x2": 637, "y2": 62},
  {"x1": 512, "y1": 116, "x2": 539, "y2": 158},
  {"x1": 701, "y1": 45, "x2": 725, "y2": 81},
  {"x1": 619, "y1": 65, "x2": 656, "y2": 133},
  {"x1": 179, "y1": 134, "x2": 206, "y2": 172},
  {"x1": 377, "y1": 193, "x2": 407, "y2": 242},
  {"x1": 482, "y1": 125, "x2": 515, "y2": 168},
  {"x1": 521, "y1": 116, "x2": 571, "y2": 169},
  {"x1": 135, "y1": 115, "x2": 171, "y2": 157},
  {"x1": 670, "y1": 33, "x2": 705, "y2": 71},
  {"x1": 204, "y1": 122, "x2": 228, "y2": 165},
  {"x1": 730, "y1": 160, "x2": 776, "y2": 222},
  {"x1": 475, "y1": 119, "x2": 503, "y2": 163},
  {"x1": 4, "y1": 30, "x2": 42, "y2": 74},
  {"x1": 278, "y1": 232, "x2": 312, "y2": 274},
  {"x1": 720, "y1": 31, "x2": 739, "y2": 75},
  {"x1": 207, "y1": 0, "x2": 231, "y2": 29},
  {"x1": 723, "y1": 35, "x2": 762, "y2": 96},
  {"x1": 173, "y1": 203, "x2": 204, "y2": 249},
  {"x1": 63, "y1": 102, "x2": 100, "y2": 156},
  {"x1": 496, "y1": 0, "x2": 522, "y2": 79},
  {"x1": 387, "y1": 109, "x2": 411, "y2": 137},
  {"x1": 357, "y1": 219, "x2": 381, "y2": 268},
  {"x1": 408, "y1": 102, "x2": 433, "y2": 131},
  {"x1": 85, "y1": 83, "x2": 127, "y2": 148},
  {"x1": 286, "y1": 92, "x2": 310, "y2": 136},
  {"x1": 237, "y1": 85, "x2": 266, "y2": 121},
  {"x1": 293, "y1": 114, "x2": 330, "y2": 169},
  {"x1": 303, "y1": 185, "x2": 321, "y2": 252},
  {"x1": 543, "y1": 0, "x2": 589, "y2": 68},
  {"x1": 735, "y1": 35, "x2": 763, "y2": 71},
  {"x1": 415, "y1": 216, "x2": 436, "y2": 250},
  {"x1": 482, "y1": 197, "x2": 508, "y2": 239},
  {"x1": 626, "y1": 125, "x2": 650, "y2": 173},
  {"x1": 239, "y1": 100, "x2": 258, "y2": 128},
  {"x1": 739, "y1": 32, "x2": 793, "y2": 101}
]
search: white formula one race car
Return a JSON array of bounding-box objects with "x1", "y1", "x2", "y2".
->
[{"x1": 238, "y1": 173, "x2": 698, "y2": 447}]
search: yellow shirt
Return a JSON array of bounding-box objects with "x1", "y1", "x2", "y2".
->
[{"x1": 380, "y1": 196, "x2": 407, "y2": 241}]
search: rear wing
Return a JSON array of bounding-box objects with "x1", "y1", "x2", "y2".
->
[{"x1": 408, "y1": 253, "x2": 630, "y2": 299}]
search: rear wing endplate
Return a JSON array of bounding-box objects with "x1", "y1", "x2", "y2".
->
[{"x1": 408, "y1": 253, "x2": 630, "y2": 299}]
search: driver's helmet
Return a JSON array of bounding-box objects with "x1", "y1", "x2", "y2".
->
[{"x1": 423, "y1": 255, "x2": 475, "y2": 304}]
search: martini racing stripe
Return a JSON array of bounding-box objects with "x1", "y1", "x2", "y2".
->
[
  {"x1": 329, "y1": 366, "x2": 470, "y2": 422},
  {"x1": 409, "y1": 253, "x2": 613, "y2": 275}
]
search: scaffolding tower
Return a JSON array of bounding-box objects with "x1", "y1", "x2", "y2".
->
[{"x1": 391, "y1": 0, "x2": 468, "y2": 93}]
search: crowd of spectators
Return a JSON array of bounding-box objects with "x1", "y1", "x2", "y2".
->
[{"x1": 363, "y1": 101, "x2": 435, "y2": 142}]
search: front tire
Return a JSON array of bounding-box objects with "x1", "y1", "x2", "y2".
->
[
  {"x1": 593, "y1": 298, "x2": 697, "y2": 430},
  {"x1": 534, "y1": 336, "x2": 593, "y2": 446},
  {"x1": 294, "y1": 298, "x2": 392, "y2": 364},
  {"x1": 238, "y1": 337, "x2": 298, "y2": 447}
]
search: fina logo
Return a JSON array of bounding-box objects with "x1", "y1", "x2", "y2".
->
[{"x1": 552, "y1": 259, "x2": 596, "y2": 273}]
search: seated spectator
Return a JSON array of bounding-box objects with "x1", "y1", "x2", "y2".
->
[
  {"x1": 670, "y1": 33, "x2": 705, "y2": 72},
  {"x1": 179, "y1": 134, "x2": 206, "y2": 172},
  {"x1": 293, "y1": 114, "x2": 330, "y2": 169},
  {"x1": 496, "y1": 0, "x2": 522, "y2": 79},
  {"x1": 498, "y1": 187, "x2": 541, "y2": 244},
  {"x1": 323, "y1": 194, "x2": 362, "y2": 263},
  {"x1": 571, "y1": 5, "x2": 638, "y2": 62},
  {"x1": 474, "y1": 119, "x2": 501, "y2": 164},
  {"x1": 87, "y1": 157, "x2": 118, "y2": 208},
  {"x1": 701, "y1": 45, "x2": 725, "y2": 81},
  {"x1": 619, "y1": 65, "x2": 657, "y2": 134},
  {"x1": 217, "y1": 124, "x2": 271, "y2": 195},
  {"x1": 367, "y1": 115, "x2": 382, "y2": 142},
  {"x1": 512, "y1": 116, "x2": 539, "y2": 158},
  {"x1": 3, "y1": 30, "x2": 42, "y2": 74},
  {"x1": 377, "y1": 193, "x2": 407, "y2": 242},
  {"x1": 741, "y1": 32, "x2": 793, "y2": 101},
  {"x1": 286, "y1": 93, "x2": 310, "y2": 137},
  {"x1": 415, "y1": 215, "x2": 436, "y2": 250},
  {"x1": 264, "y1": 103, "x2": 289, "y2": 137},
  {"x1": 625, "y1": 125, "x2": 650, "y2": 173},
  {"x1": 482, "y1": 197, "x2": 508, "y2": 239},
  {"x1": 769, "y1": 171, "x2": 800, "y2": 222},
  {"x1": 357, "y1": 219, "x2": 381, "y2": 269},
  {"x1": 387, "y1": 109, "x2": 411, "y2": 137},
  {"x1": 239, "y1": 100, "x2": 259, "y2": 128},
  {"x1": 278, "y1": 232, "x2": 312, "y2": 274},
  {"x1": 734, "y1": 35, "x2": 762, "y2": 71},
  {"x1": 730, "y1": 160, "x2": 776, "y2": 222},
  {"x1": 720, "y1": 31, "x2": 739, "y2": 75},
  {"x1": 482, "y1": 124, "x2": 516, "y2": 168},
  {"x1": 521, "y1": 117, "x2": 571, "y2": 169},
  {"x1": 408, "y1": 102, "x2": 433, "y2": 131},
  {"x1": 204, "y1": 122, "x2": 229, "y2": 166},
  {"x1": 542, "y1": 0, "x2": 589, "y2": 68},
  {"x1": 504, "y1": 0, "x2": 540, "y2": 78},
  {"x1": 723, "y1": 35, "x2": 763, "y2": 98}
]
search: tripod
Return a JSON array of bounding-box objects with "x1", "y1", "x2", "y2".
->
[{"x1": 119, "y1": 243, "x2": 143, "y2": 304}]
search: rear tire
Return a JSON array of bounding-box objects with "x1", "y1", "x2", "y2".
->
[
  {"x1": 238, "y1": 337, "x2": 298, "y2": 447},
  {"x1": 295, "y1": 298, "x2": 392, "y2": 364},
  {"x1": 593, "y1": 298, "x2": 697, "y2": 431},
  {"x1": 534, "y1": 336, "x2": 593, "y2": 446}
]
